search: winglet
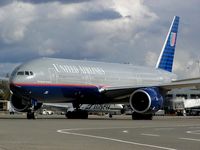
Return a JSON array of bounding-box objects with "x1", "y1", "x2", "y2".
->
[{"x1": 156, "y1": 16, "x2": 180, "y2": 72}]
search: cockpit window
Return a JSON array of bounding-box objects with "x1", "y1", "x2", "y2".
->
[
  {"x1": 17, "y1": 71, "x2": 34, "y2": 76},
  {"x1": 17, "y1": 71, "x2": 24, "y2": 75},
  {"x1": 25, "y1": 71, "x2": 29, "y2": 75}
]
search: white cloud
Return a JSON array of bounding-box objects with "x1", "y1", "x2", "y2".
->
[
  {"x1": 145, "y1": 51, "x2": 158, "y2": 67},
  {"x1": 38, "y1": 39, "x2": 58, "y2": 56},
  {"x1": 18, "y1": 0, "x2": 157, "y2": 61},
  {"x1": 173, "y1": 51, "x2": 200, "y2": 78},
  {"x1": 0, "y1": 0, "x2": 199, "y2": 79},
  {"x1": 0, "y1": 62, "x2": 20, "y2": 76},
  {"x1": 0, "y1": 1, "x2": 36, "y2": 44}
]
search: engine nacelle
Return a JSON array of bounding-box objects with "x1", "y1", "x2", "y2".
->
[
  {"x1": 10, "y1": 94, "x2": 30, "y2": 112},
  {"x1": 10, "y1": 94, "x2": 43, "y2": 112},
  {"x1": 129, "y1": 87, "x2": 163, "y2": 114}
]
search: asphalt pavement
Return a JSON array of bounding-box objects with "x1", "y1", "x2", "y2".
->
[{"x1": 0, "y1": 114, "x2": 199, "y2": 150}]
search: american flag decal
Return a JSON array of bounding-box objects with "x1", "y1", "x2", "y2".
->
[{"x1": 170, "y1": 32, "x2": 176, "y2": 47}]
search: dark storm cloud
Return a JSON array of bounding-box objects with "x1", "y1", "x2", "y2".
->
[
  {"x1": 0, "y1": 0, "x2": 91, "y2": 7},
  {"x1": 83, "y1": 9, "x2": 122, "y2": 21},
  {"x1": 21, "y1": 0, "x2": 91, "y2": 4},
  {"x1": 0, "y1": 0, "x2": 12, "y2": 6},
  {"x1": 0, "y1": 42, "x2": 45, "y2": 63}
]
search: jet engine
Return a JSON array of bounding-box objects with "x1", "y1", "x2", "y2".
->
[
  {"x1": 10, "y1": 94, "x2": 30, "y2": 112},
  {"x1": 10, "y1": 94, "x2": 42, "y2": 112},
  {"x1": 129, "y1": 87, "x2": 163, "y2": 114}
]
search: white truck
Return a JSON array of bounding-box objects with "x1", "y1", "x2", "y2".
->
[{"x1": 41, "y1": 109, "x2": 54, "y2": 115}]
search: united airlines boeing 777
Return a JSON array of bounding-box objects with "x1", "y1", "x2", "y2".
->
[{"x1": 9, "y1": 16, "x2": 200, "y2": 119}]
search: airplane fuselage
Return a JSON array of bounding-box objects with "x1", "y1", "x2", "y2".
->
[{"x1": 10, "y1": 58, "x2": 177, "y2": 104}]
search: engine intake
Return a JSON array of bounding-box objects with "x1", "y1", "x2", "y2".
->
[
  {"x1": 10, "y1": 83, "x2": 43, "y2": 112},
  {"x1": 10, "y1": 94, "x2": 30, "y2": 112},
  {"x1": 129, "y1": 87, "x2": 163, "y2": 114}
]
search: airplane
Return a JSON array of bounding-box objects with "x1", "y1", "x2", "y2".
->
[{"x1": 8, "y1": 16, "x2": 200, "y2": 120}]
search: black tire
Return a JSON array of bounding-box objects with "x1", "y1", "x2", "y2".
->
[
  {"x1": 132, "y1": 112, "x2": 153, "y2": 120},
  {"x1": 66, "y1": 110, "x2": 88, "y2": 119},
  {"x1": 27, "y1": 111, "x2": 35, "y2": 119}
]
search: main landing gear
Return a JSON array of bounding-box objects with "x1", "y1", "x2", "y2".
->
[
  {"x1": 65, "y1": 109, "x2": 88, "y2": 119},
  {"x1": 65, "y1": 102, "x2": 88, "y2": 119},
  {"x1": 131, "y1": 112, "x2": 153, "y2": 120}
]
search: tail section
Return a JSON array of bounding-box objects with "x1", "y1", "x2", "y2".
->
[{"x1": 156, "y1": 16, "x2": 180, "y2": 72}]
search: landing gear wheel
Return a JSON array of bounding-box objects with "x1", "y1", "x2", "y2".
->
[
  {"x1": 27, "y1": 110, "x2": 36, "y2": 119},
  {"x1": 66, "y1": 110, "x2": 88, "y2": 119},
  {"x1": 132, "y1": 112, "x2": 153, "y2": 120},
  {"x1": 109, "y1": 113, "x2": 113, "y2": 118}
]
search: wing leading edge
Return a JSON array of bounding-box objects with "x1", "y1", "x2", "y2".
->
[{"x1": 99, "y1": 77, "x2": 200, "y2": 101}]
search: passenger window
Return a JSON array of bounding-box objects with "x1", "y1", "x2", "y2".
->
[
  {"x1": 30, "y1": 71, "x2": 33, "y2": 75},
  {"x1": 25, "y1": 71, "x2": 29, "y2": 75},
  {"x1": 17, "y1": 71, "x2": 24, "y2": 75}
]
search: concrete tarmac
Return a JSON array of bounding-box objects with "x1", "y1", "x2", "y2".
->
[{"x1": 0, "y1": 114, "x2": 200, "y2": 150}]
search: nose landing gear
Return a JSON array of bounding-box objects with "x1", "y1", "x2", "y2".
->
[
  {"x1": 27, "y1": 108, "x2": 37, "y2": 119},
  {"x1": 26, "y1": 99, "x2": 42, "y2": 119}
]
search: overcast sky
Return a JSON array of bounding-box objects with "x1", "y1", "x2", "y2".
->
[{"x1": 0, "y1": 0, "x2": 199, "y2": 79}]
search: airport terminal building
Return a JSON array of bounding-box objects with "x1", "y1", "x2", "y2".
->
[{"x1": 165, "y1": 88, "x2": 200, "y2": 115}]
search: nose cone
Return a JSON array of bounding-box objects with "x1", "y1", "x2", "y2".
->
[
  {"x1": 9, "y1": 75, "x2": 30, "y2": 98},
  {"x1": 9, "y1": 69, "x2": 17, "y2": 91},
  {"x1": 9, "y1": 65, "x2": 20, "y2": 84},
  {"x1": 9, "y1": 75, "x2": 21, "y2": 96},
  {"x1": 9, "y1": 75, "x2": 16, "y2": 86},
  {"x1": 9, "y1": 66, "x2": 24, "y2": 95}
]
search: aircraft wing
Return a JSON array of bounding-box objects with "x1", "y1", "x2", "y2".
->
[
  {"x1": 43, "y1": 103, "x2": 123, "y2": 114},
  {"x1": 160, "y1": 77, "x2": 200, "y2": 90},
  {"x1": 100, "y1": 85, "x2": 145, "y2": 102},
  {"x1": 43, "y1": 103, "x2": 69, "y2": 109},
  {"x1": 100, "y1": 77, "x2": 200, "y2": 101}
]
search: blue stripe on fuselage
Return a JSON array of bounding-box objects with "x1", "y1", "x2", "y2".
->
[{"x1": 15, "y1": 83, "x2": 102, "y2": 103}]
